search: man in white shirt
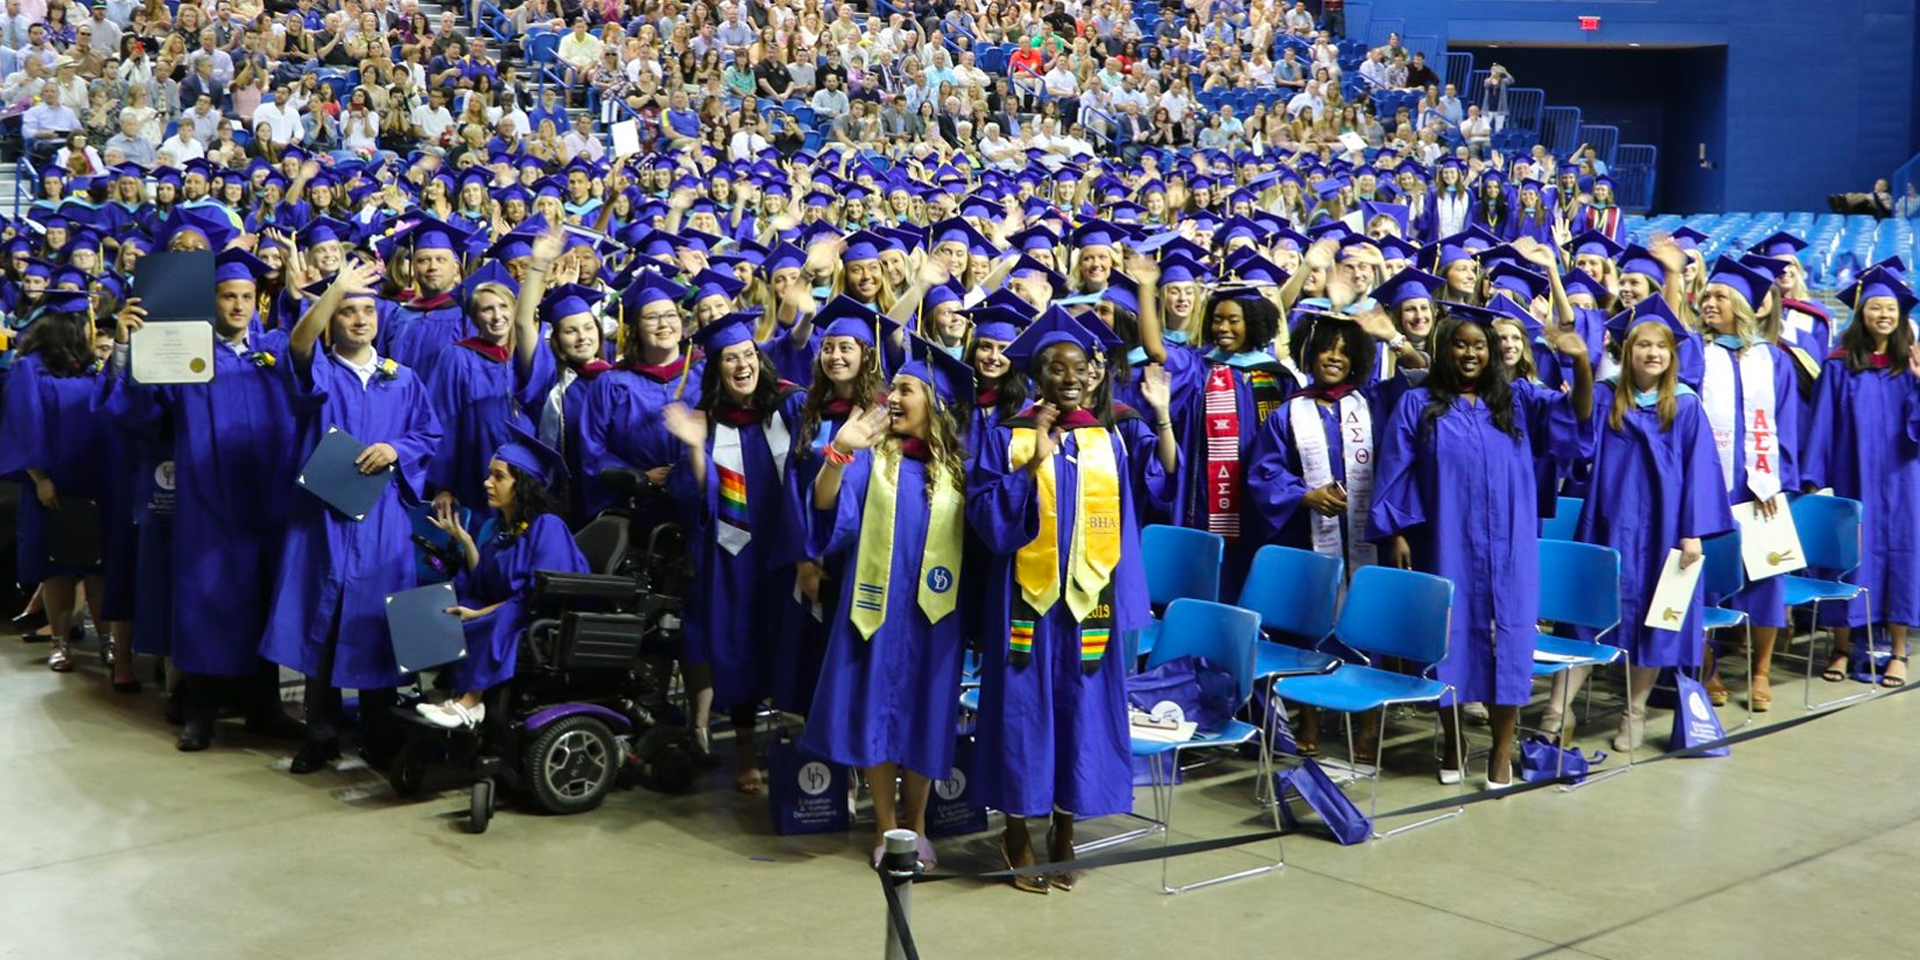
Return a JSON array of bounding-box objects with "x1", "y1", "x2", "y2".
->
[
  {"x1": 715, "y1": 6, "x2": 754, "y2": 55},
  {"x1": 727, "y1": 111, "x2": 769, "y2": 160},
  {"x1": 1357, "y1": 48, "x2": 1388, "y2": 89},
  {"x1": 809, "y1": 70, "x2": 850, "y2": 121},
  {"x1": 252, "y1": 85, "x2": 306, "y2": 146},
  {"x1": 1460, "y1": 104, "x2": 1492, "y2": 159},
  {"x1": 157, "y1": 122, "x2": 206, "y2": 165},
  {"x1": 20, "y1": 83, "x2": 74, "y2": 162},
  {"x1": 86, "y1": 6, "x2": 120, "y2": 59},
  {"x1": 978, "y1": 122, "x2": 1020, "y2": 170},
  {"x1": 562, "y1": 113, "x2": 605, "y2": 163},
  {"x1": 1285, "y1": 1, "x2": 1314, "y2": 32},
  {"x1": 952, "y1": 50, "x2": 989, "y2": 90},
  {"x1": 182, "y1": 94, "x2": 223, "y2": 142},
  {"x1": 1438, "y1": 83, "x2": 1464, "y2": 125},
  {"x1": 557, "y1": 17, "x2": 602, "y2": 88},
  {"x1": 188, "y1": 28, "x2": 234, "y2": 86},
  {"x1": 410, "y1": 86, "x2": 456, "y2": 146},
  {"x1": 1286, "y1": 80, "x2": 1326, "y2": 122}
]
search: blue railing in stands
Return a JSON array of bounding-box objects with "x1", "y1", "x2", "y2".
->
[
  {"x1": 1541, "y1": 105, "x2": 1582, "y2": 157},
  {"x1": 476, "y1": 2, "x2": 510, "y2": 43},
  {"x1": 1443, "y1": 51, "x2": 1472, "y2": 93},
  {"x1": 1891, "y1": 150, "x2": 1920, "y2": 221},
  {"x1": 12, "y1": 157, "x2": 31, "y2": 218},
  {"x1": 1579, "y1": 124, "x2": 1618, "y2": 168},
  {"x1": 1612, "y1": 144, "x2": 1657, "y2": 212}
]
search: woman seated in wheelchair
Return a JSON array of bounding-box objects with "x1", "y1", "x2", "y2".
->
[{"x1": 419, "y1": 422, "x2": 589, "y2": 729}]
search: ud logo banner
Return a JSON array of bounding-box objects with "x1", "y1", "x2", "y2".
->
[
  {"x1": 927, "y1": 737, "x2": 989, "y2": 837},
  {"x1": 769, "y1": 732, "x2": 851, "y2": 835},
  {"x1": 925, "y1": 566, "x2": 954, "y2": 594}
]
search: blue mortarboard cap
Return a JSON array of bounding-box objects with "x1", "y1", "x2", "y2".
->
[
  {"x1": 1228, "y1": 250, "x2": 1288, "y2": 286},
  {"x1": 1560, "y1": 270, "x2": 1610, "y2": 303},
  {"x1": 1706, "y1": 256, "x2": 1771, "y2": 307},
  {"x1": 898, "y1": 335, "x2": 976, "y2": 408},
  {"x1": 1488, "y1": 261, "x2": 1550, "y2": 302},
  {"x1": 763, "y1": 241, "x2": 806, "y2": 275},
  {"x1": 494, "y1": 419, "x2": 568, "y2": 487},
  {"x1": 1359, "y1": 200, "x2": 1410, "y2": 236},
  {"x1": 688, "y1": 315, "x2": 758, "y2": 355},
  {"x1": 1006, "y1": 253, "x2": 1067, "y2": 299},
  {"x1": 1157, "y1": 255, "x2": 1212, "y2": 285},
  {"x1": 214, "y1": 248, "x2": 270, "y2": 285},
  {"x1": 924, "y1": 278, "x2": 967, "y2": 311},
  {"x1": 540, "y1": 283, "x2": 604, "y2": 323},
  {"x1": 1005, "y1": 306, "x2": 1100, "y2": 369},
  {"x1": 1735, "y1": 253, "x2": 1786, "y2": 288},
  {"x1": 1618, "y1": 244, "x2": 1666, "y2": 283},
  {"x1": 159, "y1": 207, "x2": 238, "y2": 251},
  {"x1": 1605, "y1": 292, "x2": 1691, "y2": 342},
  {"x1": 1567, "y1": 229, "x2": 1625, "y2": 261},
  {"x1": 1101, "y1": 273, "x2": 1141, "y2": 316},
  {"x1": 621, "y1": 270, "x2": 688, "y2": 311},
  {"x1": 691, "y1": 268, "x2": 747, "y2": 304},
  {"x1": 1307, "y1": 220, "x2": 1356, "y2": 243},
  {"x1": 298, "y1": 216, "x2": 353, "y2": 248},
  {"x1": 391, "y1": 215, "x2": 472, "y2": 254},
  {"x1": 459, "y1": 261, "x2": 520, "y2": 303},
  {"x1": 1377, "y1": 266, "x2": 1444, "y2": 308},
  {"x1": 1838, "y1": 265, "x2": 1916, "y2": 314},
  {"x1": 963, "y1": 304, "x2": 1034, "y2": 343},
  {"x1": 1670, "y1": 226, "x2": 1710, "y2": 252},
  {"x1": 22, "y1": 257, "x2": 55, "y2": 279},
  {"x1": 1068, "y1": 219, "x2": 1120, "y2": 250},
  {"x1": 841, "y1": 229, "x2": 885, "y2": 264},
  {"x1": 35, "y1": 288, "x2": 93, "y2": 314},
  {"x1": 816, "y1": 295, "x2": 896, "y2": 346},
  {"x1": 486, "y1": 231, "x2": 536, "y2": 262}
]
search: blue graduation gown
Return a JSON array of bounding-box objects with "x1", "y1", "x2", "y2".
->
[
  {"x1": 100, "y1": 332, "x2": 301, "y2": 674},
  {"x1": 385, "y1": 295, "x2": 467, "y2": 378},
  {"x1": 797, "y1": 451, "x2": 966, "y2": 778},
  {"x1": 425, "y1": 342, "x2": 539, "y2": 512},
  {"x1": 1701, "y1": 342, "x2": 1800, "y2": 628},
  {"x1": 1175, "y1": 349, "x2": 1296, "y2": 594},
  {"x1": 670, "y1": 388, "x2": 808, "y2": 710},
  {"x1": 1246, "y1": 380, "x2": 1401, "y2": 552},
  {"x1": 762, "y1": 327, "x2": 822, "y2": 385},
  {"x1": 0, "y1": 354, "x2": 119, "y2": 585},
  {"x1": 453, "y1": 513, "x2": 589, "y2": 691},
  {"x1": 259, "y1": 352, "x2": 444, "y2": 689},
  {"x1": 1369, "y1": 381, "x2": 1591, "y2": 705},
  {"x1": 1801, "y1": 359, "x2": 1920, "y2": 627},
  {"x1": 1574, "y1": 385, "x2": 1735, "y2": 666},
  {"x1": 967, "y1": 413, "x2": 1173, "y2": 819},
  {"x1": 575, "y1": 361, "x2": 704, "y2": 518},
  {"x1": 776, "y1": 403, "x2": 871, "y2": 715}
]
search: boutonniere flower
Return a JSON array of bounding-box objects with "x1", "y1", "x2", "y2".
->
[
  {"x1": 377, "y1": 358, "x2": 400, "y2": 380},
  {"x1": 252, "y1": 350, "x2": 277, "y2": 368}
]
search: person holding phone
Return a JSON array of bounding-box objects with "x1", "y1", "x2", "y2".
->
[{"x1": 260, "y1": 258, "x2": 445, "y2": 774}]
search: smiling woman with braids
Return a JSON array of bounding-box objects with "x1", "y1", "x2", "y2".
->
[{"x1": 1369, "y1": 302, "x2": 1594, "y2": 789}]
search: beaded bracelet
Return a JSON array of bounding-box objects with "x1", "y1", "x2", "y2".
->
[{"x1": 825, "y1": 445, "x2": 856, "y2": 466}]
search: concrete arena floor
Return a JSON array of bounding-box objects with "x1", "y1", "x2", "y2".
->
[{"x1": 2, "y1": 639, "x2": 1913, "y2": 960}]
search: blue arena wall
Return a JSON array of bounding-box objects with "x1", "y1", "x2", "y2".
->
[{"x1": 1350, "y1": 0, "x2": 1920, "y2": 214}]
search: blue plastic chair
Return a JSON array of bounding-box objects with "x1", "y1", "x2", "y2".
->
[
  {"x1": 1784, "y1": 494, "x2": 1876, "y2": 709},
  {"x1": 1540, "y1": 496, "x2": 1583, "y2": 541},
  {"x1": 1234, "y1": 546, "x2": 1344, "y2": 803},
  {"x1": 1698, "y1": 529, "x2": 1754, "y2": 727},
  {"x1": 1268, "y1": 566, "x2": 1460, "y2": 838},
  {"x1": 1133, "y1": 525, "x2": 1224, "y2": 661},
  {"x1": 1132, "y1": 599, "x2": 1282, "y2": 893},
  {"x1": 1531, "y1": 540, "x2": 1633, "y2": 782}
]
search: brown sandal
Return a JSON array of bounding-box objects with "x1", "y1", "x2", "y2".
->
[
  {"x1": 1749, "y1": 674, "x2": 1772, "y2": 712},
  {"x1": 1705, "y1": 675, "x2": 1731, "y2": 707}
]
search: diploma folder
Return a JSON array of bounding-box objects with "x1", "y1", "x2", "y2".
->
[
  {"x1": 131, "y1": 252, "x2": 217, "y2": 322},
  {"x1": 384, "y1": 582, "x2": 467, "y2": 674},
  {"x1": 46, "y1": 496, "x2": 102, "y2": 567},
  {"x1": 295, "y1": 426, "x2": 394, "y2": 521}
]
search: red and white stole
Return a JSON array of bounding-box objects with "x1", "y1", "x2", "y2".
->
[
  {"x1": 1202, "y1": 364, "x2": 1242, "y2": 540},
  {"x1": 1701, "y1": 344, "x2": 1781, "y2": 501}
]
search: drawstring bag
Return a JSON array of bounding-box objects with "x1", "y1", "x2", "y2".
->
[
  {"x1": 767, "y1": 730, "x2": 850, "y2": 835},
  {"x1": 1272, "y1": 759, "x2": 1371, "y2": 845},
  {"x1": 1125, "y1": 655, "x2": 1235, "y2": 733},
  {"x1": 925, "y1": 736, "x2": 989, "y2": 837},
  {"x1": 1517, "y1": 735, "x2": 1605, "y2": 783},
  {"x1": 1670, "y1": 670, "x2": 1730, "y2": 757}
]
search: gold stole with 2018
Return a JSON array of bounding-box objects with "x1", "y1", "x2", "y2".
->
[{"x1": 1007, "y1": 424, "x2": 1122, "y2": 672}]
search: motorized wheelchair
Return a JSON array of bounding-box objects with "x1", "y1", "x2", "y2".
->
[{"x1": 389, "y1": 476, "x2": 699, "y2": 834}]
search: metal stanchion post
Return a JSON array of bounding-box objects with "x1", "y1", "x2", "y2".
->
[{"x1": 880, "y1": 828, "x2": 920, "y2": 960}]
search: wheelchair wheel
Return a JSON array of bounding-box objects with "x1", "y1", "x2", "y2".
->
[
  {"x1": 388, "y1": 741, "x2": 428, "y2": 797},
  {"x1": 469, "y1": 779, "x2": 495, "y2": 834},
  {"x1": 524, "y1": 715, "x2": 619, "y2": 814}
]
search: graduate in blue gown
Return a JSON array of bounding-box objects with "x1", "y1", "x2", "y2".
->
[
  {"x1": 259, "y1": 260, "x2": 445, "y2": 774},
  {"x1": 968, "y1": 308, "x2": 1176, "y2": 893},
  {"x1": 1613, "y1": 242, "x2": 1705, "y2": 388},
  {"x1": 424, "y1": 265, "x2": 576, "y2": 522},
  {"x1": 416, "y1": 424, "x2": 590, "y2": 728},
  {"x1": 661, "y1": 316, "x2": 808, "y2": 793},
  {"x1": 799, "y1": 340, "x2": 973, "y2": 869},
  {"x1": 100, "y1": 250, "x2": 311, "y2": 748},
  {"x1": 1560, "y1": 299, "x2": 1735, "y2": 751},
  {"x1": 1802, "y1": 268, "x2": 1920, "y2": 690},
  {"x1": 382, "y1": 217, "x2": 474, "y2": 376},
  {"x1": 0, "y1": 294, "x2": 118, "y2": 675},
  {"x1": 1693, "y1": 258, "x2": 1800, "y2": 712},
  {"x1": 1369, "y1": 303, "x2": 1594, "y2": 787},
  {"x1": 511, "y1": 236, "x2": 607, "y2": 526},
  {"x1": 780, "y1": 297, "x2": 892, "y2": 716},
  {"x1": 575, "y1": 271, "x2": 704, "y2": 520}
]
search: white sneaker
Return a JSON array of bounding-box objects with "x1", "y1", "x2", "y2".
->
[
  {"x1": 1437, "y1": 767, "x2": 1464, "y2": 785},
  {"x1": 1612, "y1": 709, "x2": 1647, "y2": 753},
  {"x1": 418, "y1": 700, "x2": 486, "y2": 729},
  {"x1": 1484, "y1": 775, "x2": 1516, "y2": 791},
  {"x1": 1463, "y1": 702, "x2": 1490, "y2": 726}
]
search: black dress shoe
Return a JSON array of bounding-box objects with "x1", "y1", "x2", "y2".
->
[
  {"x1": 113, "y1": 677, "x2": 143, "y2": 695},
  {"x1": 164, "y1": 693, "x2": 185, "y2": 726},
  {"x1": 11, "y1": 608, "x2": 47, "y2": 631},
  {"x1": 289, "y1": 741, "x2": 341, "y2": 774},
  {"x1": 244, "y1": 712, "x2": 309, "y2": 741},
  {"x1": 176, "y1": 718, "x2": 214, "y2": 752}
]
